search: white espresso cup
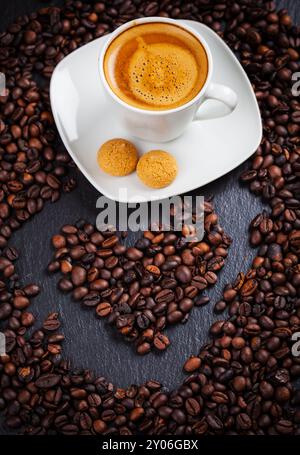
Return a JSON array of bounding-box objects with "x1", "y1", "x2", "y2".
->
[{"x1": 99, "y1": 17, "x2": 238, "y2": 143}]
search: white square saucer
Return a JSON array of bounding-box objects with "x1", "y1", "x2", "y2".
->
[{"x1": 50, "y1": 20, "x2": 262, "y2": 203}]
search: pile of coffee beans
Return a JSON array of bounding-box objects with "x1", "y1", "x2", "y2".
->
[
  {"x1": 48, "y1": 205, "x2": 230, "y2": 354},
  {"x1": 0, "y1": 0, "x2": 300, "y2": 435}
]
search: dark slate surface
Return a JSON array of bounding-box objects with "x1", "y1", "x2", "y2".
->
[{"x1": 0, "y1": 0, "x2": 299, "y2": 434}]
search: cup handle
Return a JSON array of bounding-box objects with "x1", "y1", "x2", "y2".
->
[{"x1": 193, "y1": 83, "x2": 238, "y2": 121}]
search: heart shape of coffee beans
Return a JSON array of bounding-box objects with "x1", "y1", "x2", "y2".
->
[{"x1": 48, "y1": 201, "x2": 231, "y2": 354}]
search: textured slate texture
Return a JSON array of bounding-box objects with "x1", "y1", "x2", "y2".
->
[{"x1": 0, "y1": 0, "x2": 299, "y2": 434}]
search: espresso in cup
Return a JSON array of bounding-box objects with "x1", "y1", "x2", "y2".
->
[{"x1": 103, "y1": 22, "x2": 208, "y2": 111}]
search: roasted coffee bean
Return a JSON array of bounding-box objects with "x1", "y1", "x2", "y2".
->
[
  {"x1": 13, "y1": 296, "x2": 29, "y2": 310},
  {"x1": 185, "y1": 398, "x2": 201, "y2": 416},
  {"x1": 155, "y1": 289, "x2": 175, "y2": 304},
  {"x1": 167, "y1": 310, "x2": 183, "y2": 324},
  {"x1": 35, "y1": 374, "x2": 61, "y2": 389},
  {"x1": 179, "y1": 298, "x2": 193, "y2": 313},
  {"x1": 126, "y1": 248, "x2": 143, "y2": 261},
  {"x1": 52, "y1": 235, "x2": 66, "y2": 249},
  {"x1": 82, "y1": 293, "x2": 101, "y2": 307},
  {"x1": 58, "y1": 278, "x2": 73, "y2": 292},
  {"x1": 175, "y1": 265, "x2": 192, "y2": 284},
  {"x1": 183, "y1": 356, "x2": 201, "y2": 373},
  {"x1": 153, "y1": 332, "x2": 170, "y2": 351},
  {"x1": 43, "y1": 318, "x2": 61, "y2": 331},
  {"x1": 71, "y1": 266, "x2": 87, "y2": 286},
  {"x1": 23, "y1": 284, "x2": 40, "y2": 297},
  {"x1": 96, "y1": 302, "x2": 112, "y2": 317}
]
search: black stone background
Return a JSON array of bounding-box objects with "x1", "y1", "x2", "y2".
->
[{"x1": 0, "y1": 0, "x2": 299, "y2": 434}]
